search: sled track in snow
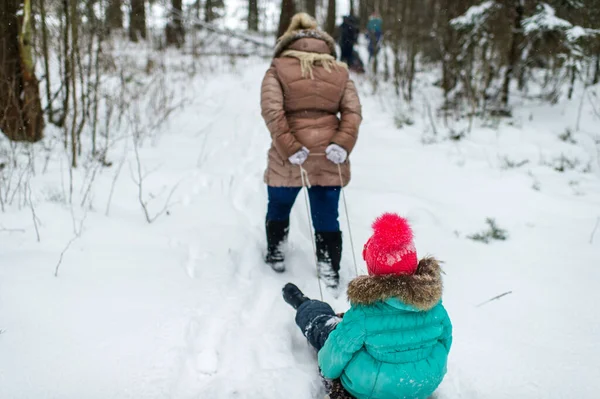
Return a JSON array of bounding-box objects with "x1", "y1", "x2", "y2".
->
[{"x1": 168, "y1": 66, "x2": 325, "y2": 399}]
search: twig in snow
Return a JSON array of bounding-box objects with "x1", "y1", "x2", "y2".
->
[
  {"x1": 590, "y1": 217, "x2": 600, "y2": 245},
  {"x1": 588, "y1": 92, "x2": 600, "y2": 119},
  {"x1": 132, "y1": 136, "x2": 181, "y2": 224},
  {"x1": 55, "y1": 207, "x2": 89, "y2": 277},
  {"x1": 0, "y1": 186, "x2": 5, "y2": 212},
  {"x1": 80, "y1": 161, "x2": 102, "y2": 208},
  {"x1": 0, "y1": 224, "x2": 26, "y2": 233},
  {"x1": 105, "y1": 147, "x2": 127, "y2": 217},
  {"x1": 0, "y1": 329, "x2": 5, "y2": 335},
  {"x1": 54, "y1": 236, "x2": 78, "y2": 277},
  {"x1": 476, "y1": 291, "x2": 513, "y2": 308},
  {"x1": 422, "y1": 93, "x2": 438, "y2": 136},
  {"x1": 27, "y1": 182, "x2": 41, "y2": 242},
  {"x1": 576, "y1": 86, "x2": 587, "y2": 132}
]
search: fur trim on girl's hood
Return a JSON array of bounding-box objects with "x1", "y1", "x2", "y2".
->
[{"x1": 347, "y1": 257, "x2": 443, "y2": 311}]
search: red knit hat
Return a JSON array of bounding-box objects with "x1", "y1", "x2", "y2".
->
[{"x1": 362, "y1": 213, "x2": 418, "y2": 276}]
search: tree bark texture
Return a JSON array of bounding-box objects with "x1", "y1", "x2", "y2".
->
[
  {"x1": 106, "y1": 0, "x2": 123, "y2": 31},
  {"x1": 306, "y1": 0, "x2": 317, "y2": 17},
  {"x1": 325, "y1": 0, "x2": 336, "y2": 36},
  {"x1": 129, "y1": 0, "x2": 146, "y2": 42},
  {"x1": 166, "y1": 0, "x2": 185, "y2": 47},
  {"x1": 0, "y1": 0, "x2": 44, "y2": 142},
  {"x1": 248, "y1": 0, "x2": 259, "y2": 31},
  {"x1": 278, "y1": 0, "x2": 297, "y2": 38},
  {"x1": 205, "y1": 0, "x2": 215, "y2": 23},
  {"x1": 593, "y1": 52, "x2": 599, "y2": 85},
  {"x1": 500, "y1": 0, "x2": 524, "y2": 107}
]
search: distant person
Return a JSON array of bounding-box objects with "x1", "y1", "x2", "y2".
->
[
  {"x1": 339, "y1": 15, "x2": 359, "y2": 68},
  {"x1": 260, "y1": 13, "x2": 362, "y2": 289},
  {"x1": 282, "y1": 213, "x2": 453, "y2": 399},
  {"x1": 366, "y1": 11, "x2": 383, "y2": 62}
]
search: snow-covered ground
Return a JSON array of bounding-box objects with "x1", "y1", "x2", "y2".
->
[{"x1": 1, "y1": 55, "x2": 600, "y2": 399}]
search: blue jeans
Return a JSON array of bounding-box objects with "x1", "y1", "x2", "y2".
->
[
  {"x1": 368, "y1": 31, "x2": 382, "y2": 60},
  {"x1": 295, "y1": 300, "x2": 340, "y2": 351},
  {"x1": 267, "y1": 186, "x2": 341, "y2": 232}
]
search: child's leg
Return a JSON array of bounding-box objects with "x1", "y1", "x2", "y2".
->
[{"x1": 295, "y1": 300, "x2": 341, "y2": 350}]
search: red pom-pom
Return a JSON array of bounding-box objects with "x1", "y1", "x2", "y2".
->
[{"x1": 371, "y1": 213, "x2": 414, "y2": 252}]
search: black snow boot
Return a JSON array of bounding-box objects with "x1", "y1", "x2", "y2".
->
[
  {"x1": 265, "y1": 219, "x2": 290, "y2": 273},
  {"x1": 315, "y1": 231, "x2": 342, "y2": 289},
  {"x1": 282, "y1": 283, "x2": 310, "y2": 310}
]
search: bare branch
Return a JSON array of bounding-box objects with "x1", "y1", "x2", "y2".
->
[
  {"x1": 105, "y1": 147, "x2": 127, "y2": 217},
  {"x1": 0, "y1": 224, "x2": 26, "y2": 233},
  {"x1": 80, "y1": 161, "x2": 102, "y2": 208},
  {"x1": 55, "y1": 208, "x2": 88, "y2": 277},
  {"x1": 422, "y1": 93, "x2": 438, "y2": 136},
  {"x1": 132, "y1": 137, "x2": 151, "y2": 223},
  {"x1": 54, "y1": 236, "x2": 77, "y2": 277},
  {"x1": 27, "y1": 182, "x2": 41, "y2": 242},
  {"x1": 591, "y1": 217, "x2": 600, "y2": 245},
  {"x1": 588, "y1": 92, "x2": 600, "y2": 119},
  {"x1": 477, "y1": 291, "x2": 513, "y2": 308},
  {"x1": 131, "y1": 136, "x2": 181, "y2": 224}
]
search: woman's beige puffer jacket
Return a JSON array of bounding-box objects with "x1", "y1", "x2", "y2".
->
[{"x1": 261, "y1": 13, "x2": 362, "y2": 187}]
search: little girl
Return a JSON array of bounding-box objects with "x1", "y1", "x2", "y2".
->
[{"x1": 282, "y1": 213, "x2": 452, "y2": 399}]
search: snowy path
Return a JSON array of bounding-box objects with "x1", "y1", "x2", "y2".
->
[{"x1": 2, "y1": 61, "x2": 600, "y2": 399}]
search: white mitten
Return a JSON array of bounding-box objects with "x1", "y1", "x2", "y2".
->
[
  {"x1": 288, "y1": 147, "x2": 310, "y2": 165},
  {"x1": 325, "y1": 144, "x2": 348, "y2": 164}
]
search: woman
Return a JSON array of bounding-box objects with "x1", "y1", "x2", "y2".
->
[{"x1": 260, "y1": 13, "x2": 362, "y2": 289}]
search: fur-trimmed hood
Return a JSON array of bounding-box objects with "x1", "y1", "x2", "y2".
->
[
  {"x1": 347, "y1": 257, "x2": 443, "y2": 311},
  {"x1": 274, "y1": 13, "x2": 337, "y2": 58}
]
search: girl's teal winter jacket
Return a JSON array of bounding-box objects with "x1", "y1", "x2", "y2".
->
[{"x1": 318, "y1": 258, "x2": 452, "y2": 399}]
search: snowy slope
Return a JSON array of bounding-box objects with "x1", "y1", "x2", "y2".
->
[{"x1": 1, "y1": 57, "x2": 600, "y2": 399}]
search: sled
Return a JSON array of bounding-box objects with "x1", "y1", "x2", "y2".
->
[{"x1": 321, "y1": 375, "x2": 355, "y2": 399}]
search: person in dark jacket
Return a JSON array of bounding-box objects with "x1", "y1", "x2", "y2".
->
[{"x1": 339, "y1": 16, "x2": 359, "y2": 68}]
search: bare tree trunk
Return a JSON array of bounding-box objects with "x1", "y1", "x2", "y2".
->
[
  {"x1": 39, "y1": 0, "x2": 53, "y2": 121},
  {"x1": 349, "y1": 0, "x2": 355, "y2": 16},
  {"x1": 106, "y1": 0, "x2": 123, "y2": 31},
  {"x1": 593, "y1": 51, "x2": 599, "y2": 85},
  {"x1": 568, "y1": 63, "x2": 577, "y2": 100},
  {"x1": 306, "y1": 0, "x2": 317, "y2": 17},
  {"x1": 61, "y1": 0, "x2": 70, "y2": 133},
  {"x1": 500, "y1": 0, "x2": 524, "y2": 108},
  {"x1": 0, "y1": 0, "x2": 44, "y2": 142},
  {"x1": 205, "y1": 0, "x2": 215, "y2": 23},
  {"x1": 129, "y1": 0, "x2": 146, "y2": 42},
  {"x1": 278, "y1": 0, "x2": 297, "y2": 38},
  {"x1": 325, "y1": 0, "x2": 336, "y2": 36},
  {"x1": 166, "y1": 0, "x2": 185, "y2": 47},
  {"x1": 69, "y1": 0, "x2": 78, "y2": 167},
  {"x1": 193, "y1": 0, "x2": 200, "y2": 19},
  {"x1": 248, "y1": 0, "x2": 259, "y2": 31}
]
